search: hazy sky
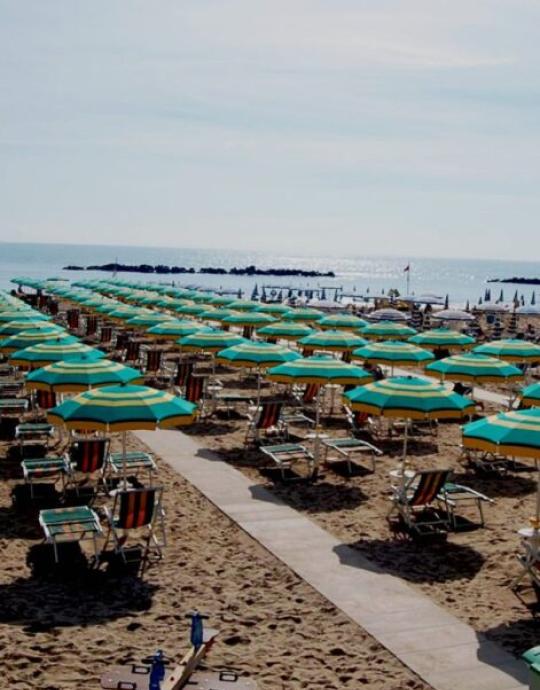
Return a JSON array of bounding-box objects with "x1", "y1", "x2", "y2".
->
[{"x1": 1, "y1": 1, "x2": 539, "y2": 259}]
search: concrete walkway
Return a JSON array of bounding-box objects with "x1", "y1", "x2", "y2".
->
[{"x1": 135, "y1": 429, "x2": 528, "y2": 690}]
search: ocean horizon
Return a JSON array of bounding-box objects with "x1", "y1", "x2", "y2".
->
[{"x1": 1, "y1": 241, "x2": 539, "y2": 306}]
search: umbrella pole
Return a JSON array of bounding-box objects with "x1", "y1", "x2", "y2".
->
[
  {"x1": 313, "y1": 387, "x2": 322, "y2": 480},
  {"x1": 122, "y1": 430, "x2": 127, "y2": 489},
  {"x1": 256, "y1": 366, "x2": 261, "y2": 407},
  {"x1": 401, "y1": 420, "x2": 409, "y2": 489},
  {"x1": 535, "y1": 459, "x2": 540, "y2": 528}
]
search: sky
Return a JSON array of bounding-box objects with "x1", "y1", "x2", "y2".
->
[{"x1": 1, "y1": 1, "x2": 539, "y2": 260}]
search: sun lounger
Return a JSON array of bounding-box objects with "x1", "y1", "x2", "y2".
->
[
  {"x1": 322, "y1": 437, "x2": 383, "y2": 474},
  {"x1": 211, "y1": 391, "x2": 254, "y2": 416},
  {"x1": 21, "y1": 455, "x2": 68, "y2": 498},
  {"x1": 260, "y1": 443, "x2": 315, "y2": 480},
  {"x1": 0, "y1": 397, "x2": 28, "y2": 418},
  {"x1": 437, "y1": 481, "x2": 494, "y2": 529},
  {"x1": 39, "y1": 505, "x2": 102, "y2": 563},
  {"x1": 388, "y1": 468, "x2": 453, "y2": 536},
  {"x1": 15, "y1": 422, "x2": 54, "y2": 455},
  {"x1": 66, "y1": 437, "x2": 110, "y2": 493},
  {"x1": 105, "y1": 450, "x2": 158, "y2": 486},
  {"x1": 0, "y1": 380, "x2": 24, "y2": 397}
]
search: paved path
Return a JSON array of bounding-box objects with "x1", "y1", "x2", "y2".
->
[{"x1": 136, "y1": 429, "x2": 528, "y2": 690}]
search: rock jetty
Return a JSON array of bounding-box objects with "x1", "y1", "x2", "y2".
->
[
  {"x1": 63, "y1": 263, "x2": 335, "y2": 278},
  {"x1": 487, "y1": 277, "x2": 540, "y2": 285}
]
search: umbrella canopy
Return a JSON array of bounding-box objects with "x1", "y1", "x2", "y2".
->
[
  {"x1": 26, "y1": 357, "x2": 143, "y2": 392},
  {"x1": 409, "y1": 328, "x2": 475, "y2": 351},
  {"x1": 207, "y1": 295, "x2": 235, "y2": 306},
  {"x1": 0, "y1": 320, "x2": 64, "y2": 336},
  {"x1": 318, "y1": 313, "x2": 368, "y2": 330},
  {"x1": 282, "y1": 308, "x2": 324, "y2": 323},
  {"x1": 126, "y1": 312, "x2": 171, "y2": 328},
  {"x1": 255, "y1": 303, "x2": 292, "y2": 315},
  {"x1": 344, "y1": 376, "x2": 475, "y2": 419},
  {"x1": 10, "y1": 341, "x2": 106, "y2": 368},
  {"x1": 425, "y1": 353, "x2": 523, "y2": 383},
  {"x1": 360, "y1": 321, "x2": 417, "y2": 341},
  {"x1": 216, "y1": 342, "x2": 301, "y2": 368},
  {"x1": 432, "y1": 309, "x2": 474, "y2": 322},
  {"x1": 226, "y1": 299, "x2": 261, "y2": 311},
  {"x1": 198, "y1": 308, "x2": 237, "y2": 322},
  {"x1": 473, "y1": 339, "x2": 540, "y2": 363},
  {"x1": 222, "y1": 312, "x2": 276, "y2": 327},
  {"x1": 353, "y1": 340, "x2": 434, "y2": 367},
  {"x1": 257, "y1": 321, "x2": 314, "y2": 341},
  {"x1": 463, "y1": 409, "x2": 540, "y2": 459},
  {"x1": 521, "y1": 383, "x2": 540, "y2": 408},
  {"x1": 0, "y1": 328, "x2": 75, "y2": 354},
  {"x1": 267, "y1": 355, "x2": 372, "y2": 385},
  {"x1": 47, "y1": 384, "x2": 197, "y2": 431},
  {"x1": 174, "y1": 303, "x2": 211, "y2": 316},
  {"x1": 298, "y1": 329, "x2": 368, "y2": 353},
  {"x1": 178, "y1": 330, "x2": 247, "y2": 353},
  {"x1": 0, "y1": 310, "x2": 50, "y2": 323},
  {"x1": 368, "y1": 308, "x2": 408, "y2": 322},
  {"x1": 146, "y1": 320, "x2": 206, "y2": 339}
]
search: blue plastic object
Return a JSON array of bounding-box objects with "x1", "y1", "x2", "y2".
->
[
  {"x1": 190, "y1": 611, "x2": 204, "y2": 649},
  {"x1": 149, "y1": 650, "x2": 166, "y2": 690}
]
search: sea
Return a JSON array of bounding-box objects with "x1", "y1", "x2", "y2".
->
[{"x1": 0, "y1": 242, "x2": 539, "y2": 307}]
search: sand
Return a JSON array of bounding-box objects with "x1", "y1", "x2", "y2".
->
[{"x1": 0, "y1": 427, "x2": 430, "y2": 690}]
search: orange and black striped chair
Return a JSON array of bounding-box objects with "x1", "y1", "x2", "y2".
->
[
  {"x1": 245, "y1": 400, "x2": 285, "y2": 445},
  {"x1": 175, "y1": 359, "x2": 194, "y2": 388},
  {"x1": 388, "y1": 468, "x2": 452, "y2": 536},
  {"x1": 66, "y1": 437, "x2": 110, "y2": 493},
  {"x1": 102, "y1": 486, "x2": 165, "y2": 566},
  {"x1": 35, "y1": 389, "x2": 57, "y2": 411},
  {"x1": 67, "y1": 309, "x2": 80, "y2": 330},
  {"x1": 86, "y1": 316, "x2": 98, "y2": 337},
  {"x1": 124, "y1": 340, "x2": 141, "y2": 364},
  {"x1": 184, "y1": 374, "x2": 205, "y2": 404},
  {"x1": 100, "y1": 326, "x2": 113, "y2": 344},
  {"x1": 144, "y1": 349, "x2": 162, "y2": 375}
]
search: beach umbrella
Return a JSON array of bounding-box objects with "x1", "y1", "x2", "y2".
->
[
  {"x1": 0, "y1": 320, "x2": 65, "y2": 337},
  {"x1": 222, "y1": 312, "x2": 277, "y2": 327},
  {"x1": 360, "y1": 321, "x2": 417, "y2": 341},
  {"x1": 267, "y1": 355, "x2": 373, "y2": 475},
  {"x1": 298, "y1": 329, "x2": 368, "y2": 353},
  {"x1": 198, "y1": 308, "x2": 237, "y2": 322},
  {"x1": 255, "y1": 303, "x2": 292, "y2": 315},
  {"x1": 282, "y1": 308, "x2": 324, "y2": 323},
  {"x1": 432, "y1": 309, "x2": 474, "y2": 323},
  {"x1": 425, "y1": 353, "x2": 523, "y2": 384},
  {"x1": 207, "y1": 295, "x2": 235, "y2": 306},
  {"x1": 257, "y1": 321, "x2": 315, "y2": 341},
  {"x1": 475, "y1": 302, "x2": 509, "y2": 313},
  {"x1": 174, "y1": 303, "x2": 211, "y2": 317},
  {"x1": 473, "y1": 339, "x2": 540, "y2": 363},
  {"x1": 226, "y1": 299, "x2": 261, "y2": 311},
  {"x1": 178, "y1": 330, "x2": 247, "y2": 353},
  {"x1": 521, "y1": 383, "x2": 540, "y2": 408},
  {"x1": 0, "y1": 310, "x2": 50, "y2": 323},
  {"x1": 47, "y1": 384, "x2": 197, "y2": 481},
  {"x1": 368, "y1": 308, "x2": 408, "y2": 322},
  {"x1": 126, "y1": 312, "x2": 171, "y2": 328},
  {"x1": 463, "y1": 409, "x2": 540, "y2": 523},
  {"x1": 146, "y1": 320, "x2": 206, "y2": 339},
  {"x1": 25, "y1": 357, "x2": 143, "y2": 392},
  {"x1": 10, "y1": 341, "x2": 106, "y2": 368},
  {"x1": 409, "y1": 328, "x2": 475, "y2": 351},
  {"x1": 0, "y1": 328, "x2": 74, "y2": 354},
  {"x1": 352, "y1": 340, "x2": 434, "y2": 374},
  {"x1": 318, "y1": 313, "x2": 368, "y2": 330},
  {"x1": 345, "y1": 376, "x2": 474, "y2": 477}
]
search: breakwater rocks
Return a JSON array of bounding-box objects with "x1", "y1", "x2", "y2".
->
[
  {"x1": 63, "y1": 263, "x2": 335, "y2": 278},
  {"x1": 488, "y1": 277, "x2": 540, "y2": 285}
]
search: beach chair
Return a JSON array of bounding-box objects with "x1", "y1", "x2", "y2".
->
[
  {"x1": 100, "y1": 326, "x2": 113, "y2": 344},
  {"x1": 39, "y1": 505, "x2": 102, "y2": 563},
  {"x1": 242, "y1": 325, "x2": 254, "y2": 339},
  {"x1": 260, "y1": 443, "x2": 315, "y2": 480},
  {"x1": 15, "y1": 422, "x2": 54, "y2": 455},
  {"x1": 85, "y1": 315, "x2": 98, "y2": 337},
  {"x1": 341, "y1": 350, "x2": 352, "y2": 363},
  {"x1": 101, "y1": 486, "x2": 166, "y2": 565},
  {"x1": 184, "y1": 374, "x2": 206, "y2": 405},
  {"x1": 105, "y1": 450, "x2": 158, "y2": 487},
  {"x1": 388, "y1": 468, "x2": 453, "y2": 536},
  {"x1": 124, "y1": 340, "x2": 141, "y2": 365},
  {"x1": 114, "y1": 332, "x2": 129, "y2": 351},
  {"x1": 175, "y1": 359, "x2": 194, "y2": 388},
  {"x1": 21, "y1": 455, "x2": 69, "y2": 498},
  {"x1": 322, "y1": 437, "x2": 383, "y2": 474},
  {"x1": 302, "y1": 346, "x2": 314, "y2": 357},
  {"x1": 67, "y1": 308, "x2": 80, "y2": 330},
  {"x1": 345, "y1": 405, "x2": 382, "y2": 441},
  {"x1": 292, "y1": 382, "x2": 320, "y2": 412},
  {"x1": 437, "y1": 480, "x2": 493, "y2": 529},
  {"x1": 144, "y1": 349, "x2": 163, "y2": 376},
  {"x1": 245, "y1": 400, "x2": 286, "y2": 445},
  {"x1": 35, "y1": 389, "x2": 57, "y2": 411},
  {"x1": 65, "y1": 437, "x2": 110, "y2": 493}
]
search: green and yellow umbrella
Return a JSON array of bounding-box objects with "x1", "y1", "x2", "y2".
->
[
  {"x1": 298, "y1": 329, "x2": 368, "y2": 353},
  {"x1": 408, "y1": 328, "x2": 475, "y2": 351},
  {"x1": 174, "y1": 303, "x2": 211, "y2": 317},
  {"x1": 352, "y1": 340, "x2": 434, "y2": 374},
  {"x1": 178, "y1": 330, "x2": 246, "y2": 353},
  {"x1": 222, "y1": 312, "x2": 276, "y2": 327},
  {"x1": 360, "y1": 321, "x2": 417, "y2": 341},
  {"x1": 425, "y1": 353, "x2": 523, "y2": 383},
  {"x1": 257, "y1": 321, "x2": 314, "y2": 341},
  {"x1": 521, "y1": 383, "x2": 540, "y2": 408},
  {"x1": 25, "y1": 357, "x2": 143, "y2": 392},
  {"x1": 10, "y1": 341, "x2": 106, "y2": 368},
  {"x1": 282, "y1": 308, "x2": 324, "y2": 323},
  {"x1": 146, "y1": 320, "x2": 206, "y2": 339},
  {"x1": 198, "y1": 308, "x2": 237, "y2": 323},
  {"x1": 126, "y1": 312, "x2": 171, "y2": 328},
  {"x1": 226, "y1": 299, "x2": 261, "y2": 311},
  {"x1": 207, "y1": 295, "x2": 235, "y2": 306},
  {"x1": 318, "y1": 313, "x2": 368, "y2": 330},
  {"x1": 0, "y1": 320, "x2": 65, "y2": 337},
  {"x1": 0, "y1": 327, "x2": 73, "y2": 354},
  {"x1": 473, "y1": 339, "x2": 540, "y2": 363},
  {"x1": 255, "y1": 303, "x2": 292, "y2": 316},
  {"x1": 0, "y1": 310, "x2": 50, "y2": 323}
]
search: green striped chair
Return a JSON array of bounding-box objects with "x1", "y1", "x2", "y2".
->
[
  {"x1": 21, "y1": 455, "x2": 69, "y2": 498},
  {"x1": 105, "y1": 450, "x2": 158, "y2": 487},
  {"x1": 39, "y1": 505, "x2": 102, "y2": 563}
]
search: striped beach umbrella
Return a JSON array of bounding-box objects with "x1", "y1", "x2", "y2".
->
[
  {"x1": 0, "y1": 320, "x2": 65, "y2": 337},
  {"x1": 207, "y1": 295, "x2": 235, "y2": 306},
  {"x1": 368, "y1": 308, "x2": 408, "y2": 322},
  {"x1": 178, "y1": 330, "x2": 246, "y2": 353},
  {"x1": 147, "y1": 320, "x2": 206, "y2": 339},
  {"x1": 0, "y1": 310, "x2": 50, "y2": 323},
  {"x1": 298, "y1": 329, "x2": 368, "y2": 353},
  {"x1": 352, "y1": 340, "x2": 434, "y2": 374},
  {"x1": 318, "y1": 313, "x2": 368, "y2": 330},
  {"x1": 521, "y1": 383, "x2": 540, "y2": 408},
  {"x1": 226, "y1": 299, "x2": 261, "y2": 311},
  {"x1": 360, "y1": 321, "x2": 417, "y2": 341},
  {"x1": 0, "y1": 327, "x2": 73, "y2": 354},
  {"x1": 282, "y1": 308, "x2": 324, "y2": 323},
  {"x1": 10, "y1": 341, "x2": 106, "y2": 368},
  {"x1": 255, "y1": 303, "x2": 292, "y2": 316},
  {"x1": 26, "y1": 357, "x2": 143, "y2": 392},
  {"x1": 408, "y1": 328, "x2": 475, "y2": 351},
  {"x1": 425, "y1": 353, "x2": 523, "y2": 383},
  {"x1": 222, "y1": 312, "x2": 276, "y2": 327},
  {"x1": 173, "y1": 303, "x2": 211, "y2": 317},
  {"x1": 198, "y1": 308, "x2": 236, "y2": 322},
  {"x1": 256, "y1": 321, "x2": 314, "y2": 341},
  {"x1": 126, "y1": 312, "x2": 171, "y2": 328},
  {"x1": 473, "y1": 339, "x2": 540, "y2": 363}
]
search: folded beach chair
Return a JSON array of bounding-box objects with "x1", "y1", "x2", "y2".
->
[
  {"x1": 114, "y1": 332, "x2": 129, "y2": 351},
  {"x1": 105, "y1": 450, "x2": 158, "y2": 487},
  {"x1": 35, "y1": 389, "x2": 57, "y2": 411},
  {"x1": 102, "y1": 486, "x2": 166, "y2": 565},
  {"x1": 260, "y1": 443, "x2": 315, "y2": 480},
  {"x1": 322, "y1": 437, "x2": 383, "y2": 474},
  {"x1": 184, "y1": 373, "x2": 206, "y2": 407},
  {"x1": 67, "y1": 308, "x2": 80, "y2": 330},
  {"x1": 85, "y1": 315, "x2": 98, "y2": 337},
  {"x1": 437, "y1": 480, "x2": 493, "y2": 529},
  {"x1": 65, "y1": 436, "x2": 110, "y2": 493},
  {"x1": 175, "y1": 359, "x2": 194, "y2": 388},
  {"x1": 292, "y1": 382, "x2": 320, "y2": 411},
  {"x1": 39, "y1": 505, "x2": 102, "y2": 563},
  {"x1": 100, "y1": 326, "x2": 113, "y2": 344},
  {"x1": 144, "y1": 349, "x2": 163, "y2": 376},
  {"x1": 124, "y1": 339, "x2": 141, "y2": 364},
  {"x1": 245, "y1": 400, "x2": 286, "y2": 445},
  {"x1": 345, "y1": 405, "x2": 382, "y2": 441},
  {"x1": 388, "y1": 468, "x2": 453, "y2": 536},
  {"x1": 21, "y1": 455, "x2": 69, "y2": 498}
]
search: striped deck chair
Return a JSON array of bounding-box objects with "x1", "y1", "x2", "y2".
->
[
  {"x1": 105, "y1": 450, "x2": 158, "y2": 487},
  {"x1": 49, "y1": 300, "x2": 59, "y2": 316},
  {"x1": 21, "y1": 455, "x2": 69, "y2": 497},
  {"x1": 114, "y1": 332, "x2": 129, "y2": 351},
  {"x1": 100, "y1": 326, "x2": 113, "y2": 344},
  {"x1": 67, "y1": 309, "x2": 80, "y2": 330},
  {"x1": 35, "y1": 389, "x2": 57, "y2": 411},
  {"x1": 388, "y1": 468, "x2": 452, "y2": 535},
  {"x1": 245, "y1": 400, "x2": 285, "y2": 445},
  {"x1": 175, "y1": 359, "x2": 194, "y2": 388},
  {"x1": 302, "y1": 346, "x2": 314, "y2": 357},
  {"x1": 242, "y1": 325, "x2": 254, "y2": 339},
  {"x1": 86, "y1": 315, "x2": 98, "y2": 337},
  {"x1": 39, "y1": 505, "x2": 102, "y2": 563},
  {"x1": 144, "y1": 349, "x2": 163, "y2": 375},
  {"x1": 66, "y1": 437, "x2": 110, "y2": 493},
  {"x1": 345, "y1": 405, "x2": 381, "y2": 440},
  {"x1": 102, "y1": 486, "x2": 165, "y2": 565},
  {"x1": 184, "y1": 374, "x2": 206, "y2": 404},
  {"x1": 124, "y1": 340, "x2": 141, "y2": 364},
  {"x1": 341, "y1": 350, "x2": 352, "y2": 363}
]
